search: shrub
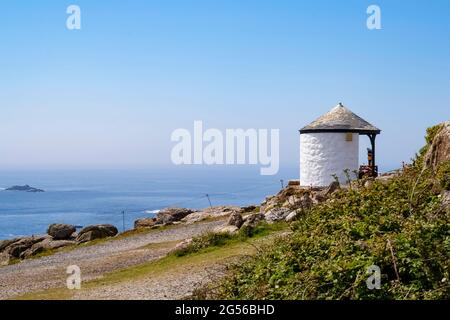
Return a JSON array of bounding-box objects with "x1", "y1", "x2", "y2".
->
[
  {"x1": 173, "y1": 222, "x2": 287, "y2": 257},
  {"x1": 198, "y1": 149, "x2": 450, "y2": 300},
  {"x1": 437, "y1": 160, "x2": 450, "y2": 191},
  {"x1": 416, "y1": 124, "x2": 443, "y2": 166},
  {"x1": 173, "y1": 232, "x2": 233, "y2": 257}
]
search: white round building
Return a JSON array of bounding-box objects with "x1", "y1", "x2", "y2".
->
[{"x1": 299, "y1": 103, "x2": 380, "y2": 187}]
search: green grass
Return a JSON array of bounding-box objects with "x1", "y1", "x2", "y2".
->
[{"x1": 172, "y1": 222, "x2": 288, "y2": 257}]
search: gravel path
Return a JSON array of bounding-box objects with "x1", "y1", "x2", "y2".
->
[
  {"x1": 72, "y1": 263, "x2": 229, "y2": 300},
  {"x1": 0, "y1": 219, "x2": 226, "y2": 300}
]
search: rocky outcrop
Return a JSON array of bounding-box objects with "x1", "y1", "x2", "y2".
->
[
  {"x1": 172, "y1": 238, "x2": 193, "y2": 252},
  {"x1": 227, "y1": 212, "x2": 244, "y2": 228},
  {"x1": 134, "y1": 217, "x2": 157, "y2": 229},
  {"x1": 285, "y1": 211, "x2": 299, "y2": 222},
  {"x1": 20, "y1": 239, "x2": 76, "y2": 259},
  {"x1": 4, "y1": 185, "x2": 44, "y2": 192},
  {"x1": 0, "y1": 222, "x2": 120, "y2": 264},
  {"x1": 0, "y1": 234, "x2": 76, "y2": 262},
  {"x1": 47, "y1": 224, "x2": 76, "y2": 240},
  {"x1": 156, "y1": 208, "x2": 195, "y2": 225},
  {"x1": 213, "y1": 225, "x2": 239, "y2": 235},
  {"x1": 180, "y1": 206, "x2": 240, "y2": 224},
  {"x1": 257, "y1": 181, "x2": 343, "y2": 224},
  {"x1": 241, "y1": 205, "x2": 257, "y2": 213},
  {"x1": 261, "y1": 181, "x2": 340, "y2": 217},
  {"x1": 75, "y1": 224, "x2": 118, "y2": 243},
  {"x1": 264, "y1": 207, "x2": 291, "y2": 222},
  {"x1": 242, "y1": 213, "x2": 265, "y2": 228},
  {"x1": 134, "y1": 206, "x2": 248, "y2": 231},
  {"x1": 313, "y1": 181, "x2": 340, "y2": 202},
  {"x1": 425, "y1": 121, "x2": 450, "y2": 171},
  {"x1": 0, "y1": 238, "x2": 19, "y2": 252},
  {"x1": 1, "y1": 235, "x2": 49, "y2": 258}
]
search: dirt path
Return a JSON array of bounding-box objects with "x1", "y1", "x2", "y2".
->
[
  {"x1": 69, "y1": 231, "x2": 286, "y2": 300},
  {"x1": 0, "y1": 219, "x2": 226, "y2": 300},
  {"x1": 72, "y1": 262, "x2": 229, "y2": 300}
]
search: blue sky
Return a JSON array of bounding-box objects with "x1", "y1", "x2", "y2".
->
[{"x1": 0, "y1": 0, "x2": 449, "y2": 170}]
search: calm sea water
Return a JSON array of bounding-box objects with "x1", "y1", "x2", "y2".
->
[{"x1": 0, "y1": 167, "x2": 296, "y2": 239}]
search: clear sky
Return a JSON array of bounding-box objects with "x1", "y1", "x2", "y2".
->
[{"x1": 1, "y1": 0, "x2": 449, "y2": 170}]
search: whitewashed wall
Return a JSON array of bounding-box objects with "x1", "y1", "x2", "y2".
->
[{"x1": 300, "y1": 132, "x2": 359, "y2": 187}]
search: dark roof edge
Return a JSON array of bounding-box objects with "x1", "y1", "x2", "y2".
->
[{"x1": 299, "y1": 128, "x2": 381, "y2": 135}]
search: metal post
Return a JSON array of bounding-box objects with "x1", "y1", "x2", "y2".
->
[
  {"x1": 369, "y1": 134, "x2": 377, "y2": 177},
  {"x1": 122, "y1": 211, "x2": 125, "y2": 232},
  {"x1": 206, "y1": 194, "x2": 212, "y2": 208}
]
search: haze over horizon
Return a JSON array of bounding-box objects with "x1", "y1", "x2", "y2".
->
[{"x1": 1, "y1": 0, "x2": 449, "y2": 171}]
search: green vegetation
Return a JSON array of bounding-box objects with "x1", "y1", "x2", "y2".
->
[
  {"x1": 173, "y1": 222, "x2": 288, "y2": 257},
  {"x1": 196, "y1": 130, "x2": 450, "y2": 300},
  {"x1": 416, "y1": 124, "x2": 443, "y2": 166},
  {"x1": 437, "y1": 160, "x2": 450, "y2": 191}
]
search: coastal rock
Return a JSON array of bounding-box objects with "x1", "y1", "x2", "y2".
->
[
  {"x1": 69, "y1": 232, "x2": 78, "y2": 240},
  {"x1": 292, "y1": 193, "x2": 314, "y2": 208},
  {"x1": 213, "y1": 225, "x2": 239, "y2": 235},
  {"x1": 240, "y1": 205, "x2": 257, "y2": 213},
  {"x1": 227, "y1": 212, "x2": 243, "y2": 228},
  {"x1": 285, "y1": 211, "x2": 298, "y2": 222},
  {"x1": 181, "y1": 206, "x2": 239, "y2": 224},
  {"x1": 180, "y1": 212, "x2": 211, "y2": 224},
  {"x1": 20, "y1": 239, "x2": 76, "y2": 259},
  {"x1": 5, "y1": 235, "x2": 49, "y2": 258},
  {"x1": 311, "y1": 181, "x2": 340, "y2": 203},
  {"x1": 242, "y1": 213, "x2": 265, "y2": 228},
  {"x1": 5, "y1": 185, "x2": 44, "y2": 192},
  {"x1": 47, "y1": 224, "x2": 76, "y2": 240},
  {"x1": 0, "y1": 238, "x2": 19, "y2": 253},
  {"x1": 425, "y1": 121, "x2": 450, "y2": 171},
  {"x1": 172, "y1": 238, "x2": 193, "y2": 252},
  {"x1": 41, "y1": 239, "x2": 76, "y2": 250},
  {"x1": 156, "y1": 208, "x2": 194, "y2": 225},
  {"x1": 20, "y1": 246, "x2": 45, "y2": 259},
  {"x1": 262, "y1": 185, "x2": 315, "y2": 213},
  {"x1": 261, "y1": 183, "x2": 340, "y2": 218},
  {"x1": 134, "y1": 218, "x2": 157, "y2": 229},
  {"x1": 321, "y1": 181, "x2": 340, "y2": 196},
  {"x1": 264, "y1": 207, "x2": 290, "y2": 223},
  {"x1": 75, "y1": 224, "x2": 118, "y2": 243}
]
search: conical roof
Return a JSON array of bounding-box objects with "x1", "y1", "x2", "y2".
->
[{"x1": 300, "y1": 103, "x2": 380, "y2": 134}]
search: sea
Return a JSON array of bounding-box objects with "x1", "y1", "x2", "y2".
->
[{"x1": 0, "y1": 166, "x2": 297, "y2": 240}]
